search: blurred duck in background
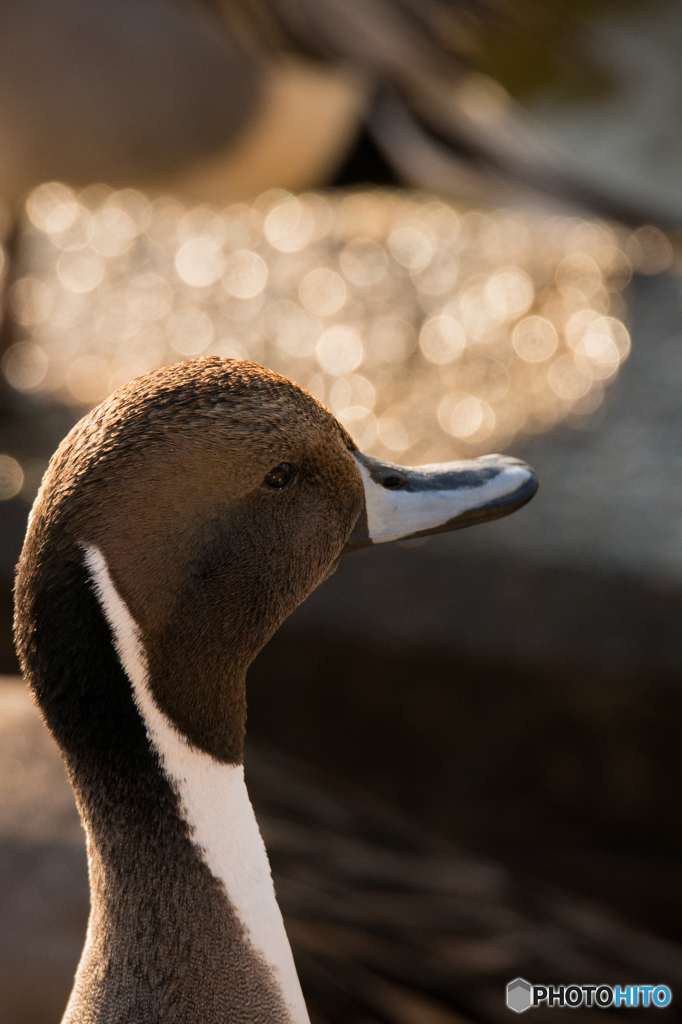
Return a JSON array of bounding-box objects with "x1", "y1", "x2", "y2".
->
[{"x1": 0, "y1": 0, "x2": 680, "y2": 218}]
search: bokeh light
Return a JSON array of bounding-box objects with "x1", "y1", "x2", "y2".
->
[
  {"x1": 4, "y1": 184, "x2": 647, "y2": 462},
  {"x1": 0, "y1": 456, "x2": 24, "y2": 501}
]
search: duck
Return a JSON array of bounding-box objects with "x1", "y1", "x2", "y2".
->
[
  {"x1": 14, "y1": 356, "x2": 537, "y2": 1023},
  {"x1": 0, "y1": 0, "x2": 668, "y2": 221}
]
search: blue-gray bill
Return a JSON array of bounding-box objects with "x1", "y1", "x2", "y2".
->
[{"x1": 344, "y1": 452, "x2": 538, "y2": 551}]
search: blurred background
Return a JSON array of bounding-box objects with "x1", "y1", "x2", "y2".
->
[{"x1": 2, "y1": 0, "x2": 682, "y2": 1021}]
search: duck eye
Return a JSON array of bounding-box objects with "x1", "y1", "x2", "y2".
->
[
  {"x1": 264, "y1": 462, "x2": 297, "y2": 489},
  {"x1": 381, "y1": 475, "x2": 406, "y2": 490}
]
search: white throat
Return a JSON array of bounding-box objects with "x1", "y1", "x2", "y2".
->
[{"x1": 83, "y1": 544, "x2": 309, "y2": 1024}]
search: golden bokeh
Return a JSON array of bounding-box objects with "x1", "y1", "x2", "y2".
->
[{"x1": 4, "y1": 183, "x2": 645, "y2": 462}]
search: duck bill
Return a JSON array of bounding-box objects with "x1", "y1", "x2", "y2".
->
[{"x1": 344, "y1": 451, "x2": 538, "y2": 551}]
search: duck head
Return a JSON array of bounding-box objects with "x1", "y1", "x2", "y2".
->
[{"x1": 15, "y1": 358, "x2": 537, "y2": 1024}]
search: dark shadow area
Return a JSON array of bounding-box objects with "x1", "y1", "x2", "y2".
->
[
  {"x1": 248, "y1": 572, "x2": 682, "y2": 943},
  {"x1": 330, "y1": 126, "x2": 401, "y2": 189}
]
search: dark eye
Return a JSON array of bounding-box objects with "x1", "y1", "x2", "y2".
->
[
  {"x1": 264, "y1": 463, "x2": 298, "y2": 489},
  {"x1": 381, "y1": 474, "x2": 406, "y2": 490}
]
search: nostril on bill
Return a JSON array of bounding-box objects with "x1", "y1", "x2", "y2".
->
[{"x1": 380, "y1": 475, "x2": 407, "y2": 490}]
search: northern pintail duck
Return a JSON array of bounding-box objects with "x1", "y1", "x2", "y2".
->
[{"x1": 14, "y1": 358, "x2": 537, "y2": 1023}]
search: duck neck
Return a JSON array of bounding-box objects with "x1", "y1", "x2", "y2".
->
[{"x1": 23, "y1": 544, "x2": 308, "y2": 1024}]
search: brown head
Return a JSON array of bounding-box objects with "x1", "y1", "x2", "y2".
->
[
  {"x1": 16, "y1": 355, "x2": 538, "y2": 775},
  {"x1": 17, "y1": 358, "x2": 365, "y2": 764}
]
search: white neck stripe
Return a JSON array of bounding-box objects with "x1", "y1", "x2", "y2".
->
[{"x1": 83, "y1": 543, "x2": 309, "y2": 1024}]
